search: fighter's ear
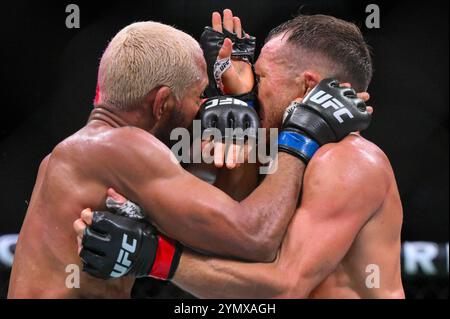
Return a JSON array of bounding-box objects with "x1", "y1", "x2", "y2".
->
[
  {"x1": 152, "y1": 86, "x2": 175, "y2": 121},
  {"x1": 300, "y1": 71, "x2": 322, "y2": 96}
]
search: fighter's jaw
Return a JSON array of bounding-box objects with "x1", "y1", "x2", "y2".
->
[
  {"x1": 256, "y1": 104, "x2": 283, "y2": 131},
  {"x1": 255, "y1": 100, "x2": 267, "y2": 129}
]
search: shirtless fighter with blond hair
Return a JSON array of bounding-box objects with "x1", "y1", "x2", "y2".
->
[
  {"x1": 8, "y1": 17, "x2": 369, "y2": 298},
  {"x1": 74, "y1": 10, "x2": 404, "y2": 298}
]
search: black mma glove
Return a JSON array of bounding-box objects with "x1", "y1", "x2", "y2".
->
[
  {"x1": 80, "y1": 203, "x2": 182, "y2": 280},
  {"x1": 278, "y1": 78, "x2": 371, "y2": 164},
  {"x1": 198, "y1": 96, "x2": 260, "y2": 142},
  {"x1": 199, "y1": 25, "x2": 259, "y2": 110},
  {"x1": 200, "y1": 26, "x2": 256, "y2": 97}
]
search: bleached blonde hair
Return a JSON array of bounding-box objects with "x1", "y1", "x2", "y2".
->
[{"x1": 96, "y1": 21, "x2": 203, "y2": 110}]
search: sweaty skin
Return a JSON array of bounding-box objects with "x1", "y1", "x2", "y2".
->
[
  {"x1": 8, "y1": 87, "x2": 305, "y2": 297},
  {"x1": 72, "y1": 10, "x2": 403, "y2": 299},
  {"x1": 169, "y1": 10, "x2": 404, "y2": 299},
  {"x1": 173, "y1": 134, "x2": 404, "y2": 298}
]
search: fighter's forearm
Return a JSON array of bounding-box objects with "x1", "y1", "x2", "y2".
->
[
  {"x1": 172, "y1": 249, "x2": 292, "y2": 298},
  {"x1": 213, "y1": 163, "x2": 258, "y2": 201},
  {"x1": 233, "y1": 153, "x2": 304, "y2": 261},
  {"x1": 130, "y1": 153, "x2": 303, "y2": 262}
]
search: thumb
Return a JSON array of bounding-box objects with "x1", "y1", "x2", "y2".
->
[
  {"x1": 105, "y1": 188, "x2": 145, "y2": 220},
  {"x1": 107, "y1": 188, "x2": 127, "y2": 204},
  {"x1": 105, "y1": 187, "x2": 128, "y2": 214},
  {"x1": 218, "y1": 38, "x2": 233, "y2": 59}
]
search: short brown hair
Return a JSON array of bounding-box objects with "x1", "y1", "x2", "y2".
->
[{"x1": 266, "y1": 14, "x2": 373, "y2": 91}]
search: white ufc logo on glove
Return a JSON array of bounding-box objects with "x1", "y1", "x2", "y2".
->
[
  {"x1": 205, "y1": 97, "x2": 248, "y2": 109},
  {"x1": 110, "y1": 234, "x2": 137, "y2": 278},
  {"x1": 310, "y1": 90, "x2": 354, "y2": 123}
]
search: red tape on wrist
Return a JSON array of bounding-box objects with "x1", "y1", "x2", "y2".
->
[{"x1": 148, "y1": 235, "x2": 176, "y2": 280}]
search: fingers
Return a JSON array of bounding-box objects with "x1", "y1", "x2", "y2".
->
[
  {"x1": 74, "y1": 211, "x2": 92, "y2": 255},
  {"x1": 338, "y1": 82, "x2": 370, "y2": 103},
  {"x1": 212, "y1": 9, "x2": 243, "y2": 38},
  {"x1": 77, "y1": 236, "x2": 82, "y2": 254},
  {"x1": 233, "y1": 17, "x2": 242, "y2": 38},
  {"x1": 74, "y1": 218, "x2": 88, "y2": 255},
  {"x1": 218, "y1": 38, "x2": 251, "y2": 94},
  {"x1": 201, "y1": 139, "x2": 215, "y2": 164},
  {"x1": 218, "y1": 38, "x2": 233, "y2": 59},
  {"x1": 357, "y1": 92, "x2": 370, "y2": 102},
  {"x1": 203, "y1": 140, "x2": 252, "y2": 169},
  {"x1": 81, "y1": 208, "x2": 93, "y2": 225},
  {"x1": 366, "y1": 106, "x2": 374, "y2": 115},
  {"x1": 223, "y1": 9, "x2": 234, "y2": 33},
  {"x1": 212, "y1": 142, "x2": 241, "y2": 169},
  {"x1": 218, "y1": 39, "x2": 249, "y2": 94},
  {"x1": 107, "y1": 188, "x2": 127, "y2": 204},
  {"x1": 80, "y1": 249, "x2": 108, "y2": 275},
  {"x1": 212, "y1": 11, "x2": 222, "y2": 32},
  {"x1": 225, "y1": 144, "x2": 239, "y2": 169},
  {"x1": 73, "y1": 218, "x2": 87, "y2": 238},
  {"x1": 214, "y1": 142, "x2": 225, "y2": 168},
  {"x1": 201, "y1": 139, "x2": 211, "y2": 151}
]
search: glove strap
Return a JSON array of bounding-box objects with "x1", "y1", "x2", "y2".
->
[
  {"x1": 148, "y1": 235, "x2": 183, "y2": 280},
  {"x1": 278, "y1": 131, "x2": 320, "y2": 163},
  {"x1": 213, "y1": 57, "x2": 232, "y2": 94}
]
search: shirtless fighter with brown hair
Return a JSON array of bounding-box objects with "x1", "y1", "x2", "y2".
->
[
  {"x1": 74, "y1": 10, "x2": 404, "y2": 298},
  {"x1": 8, "y1": 18, "x2": 369, "y2": 298}
]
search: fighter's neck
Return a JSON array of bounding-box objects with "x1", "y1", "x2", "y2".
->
[{"x1": 88, "y1": 106, "x2": 132, "y2": 128}]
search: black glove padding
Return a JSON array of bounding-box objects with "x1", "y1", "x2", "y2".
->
[
  {"x1": 80, "y1": 211, "x2": 182, "y2": 280},
  {"x1": 278, "y1": 78, "x2": 371, "y2": 163},
  {"x1": 199, "y1": 26, "x2": 256, "y2": 96},
  {"x1": 198, "y1": 96, "x2": 260, "y2": 142}
]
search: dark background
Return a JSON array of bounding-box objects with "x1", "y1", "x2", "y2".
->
[{"x1": 0, "y1": 0, "x2": 448, "y2": 298}]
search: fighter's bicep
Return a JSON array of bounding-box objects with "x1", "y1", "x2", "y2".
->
[
  {"x1": 27, "y1": 155, "x2": 51, "y2": 208},
  {"x1": 36, "y1": 155, "x2": 51, "y2": 186},
  {"x1": 139, "y1": 170, "x2": 234, "y2": 232},
  {"x1": 289, "y1": 169, "x2": 376, "y2": 277},
  {"x1": 99, "y1": 128, "x2": 247, "y2": 255},
  {"x1": 281, "y1": 206, "x2": 366, "y2": 294},
  {"x1": 132, "y1": 170, "x2": 250, "y2": 257},
  {"x1": 282, "y1": 153, "x2": 383, "y2": 290},
  {"x1": 101, "y1": 127, "x2": 186, "y2": 196}
]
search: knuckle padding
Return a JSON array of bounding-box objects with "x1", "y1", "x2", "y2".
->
[
  {"x1": 91, "y1": 211, "x2": 115, "y2": 232},
  {"x1": 80, "y1": 249, "x2": 104, "y2": 268},
  {"x1": 343, "y1": 88, "x2": 357, "y2": 97},
  {"x1": 80, "y1": 250, "x2": 111, "y2": 279},
  {"x1": 290, "y1": 107, "x2": 337, "y2": 145},
  {"x1": 82, "y1": 227, "x2": 110, "y2": 252},
  {"x1": 199, "y1": 97, "x2": 260, "y2": 141}
]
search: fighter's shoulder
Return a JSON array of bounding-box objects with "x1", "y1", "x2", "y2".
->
[
  {"x1": 304, "y1": 135, "x2": 392, "y2": 215},
  {"x1": 52, "y1": 126, "x2": 170, "y2": 165},
  {"x1": 309, "y1": 134, "x2": 392, "y2": 185},
  {"x1": 100, "y1": 126, "x2": 164, "y2": 150}
]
